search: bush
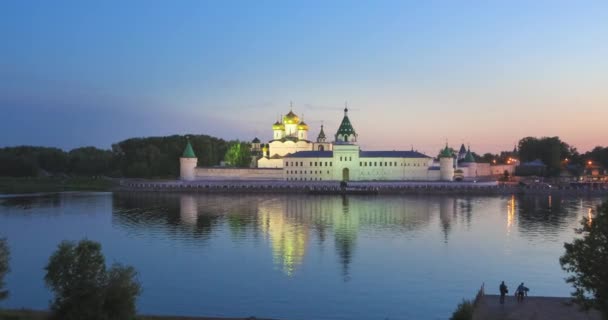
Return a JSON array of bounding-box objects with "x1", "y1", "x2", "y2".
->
[
  {"x1": 0, "y1": 238, "x2": 9, "y2": 301},
  {"x1": 44, "y1": 239, "x2": 141, "y2": 320},
  {"x1": 450, "y1": 299, "x2": 474, "y2": 320},
  {"x1": 560, "y1": 201, "x2": 608, "y2": 318}
]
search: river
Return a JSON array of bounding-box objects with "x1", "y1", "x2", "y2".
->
[{"x1": 0, "y1": 192, "x2": 602, "y2": 320}]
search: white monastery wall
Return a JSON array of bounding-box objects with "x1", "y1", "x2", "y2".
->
[
  {"x1": 258, "y1": 158, "x2": 283, "y2": 168},
  {"x1": 194, "y1": 167, "x2": 283, "y2": 180}
]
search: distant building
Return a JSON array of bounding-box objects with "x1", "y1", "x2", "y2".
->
[
  {"x1": 179, "y1": 105, "x2": 516, "y2": 181},
  {"x1": 255, "y1": 107, "x2": 333, "y2": 169},
  {"x1": 515, "y1": 159, "x2": 547, "y2": 176}
]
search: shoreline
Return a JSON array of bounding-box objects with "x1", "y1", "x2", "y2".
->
[
  {"x1": 0, "y1": 309, "x2": 277, "y2": 320},
  {"x1": 473, "y1": 295, "x2": 602, "y2": 320},
  {"x1": 1, "y1": 177, "x2": 606, "y2": 197},
  {"x1": 0, "y1": 177, "x2": 114, "y2": 194},
  {"x1": 116, "y1": 179, "x2": 608, "y2": 196}
]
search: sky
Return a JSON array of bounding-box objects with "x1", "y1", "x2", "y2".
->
[{"x1": 1, "y1": 0, "x2": 607, "y2": 155}]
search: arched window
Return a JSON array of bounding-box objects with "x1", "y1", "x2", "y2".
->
[{"x1": 318, "y1": 145, "x2": 324, "y2": 151}]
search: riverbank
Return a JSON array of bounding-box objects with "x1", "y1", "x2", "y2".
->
[
  {"x1": 117, "y1": 179, "x2": 608, "y2": 196},
  {"x1": 0, "y1": 309, "x2": 276, "y2": 320},
  {"x1": 2, "y1": 177, "x2": 606, "y2": 197},
  {"x1": 0, "y1": 177, "x2": 115, "y2": 194},
  {"x1": 473, "y1": 295, "x2": 601, "y2": 320}
]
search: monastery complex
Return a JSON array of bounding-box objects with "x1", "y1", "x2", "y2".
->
[{"x1": 180, "y1": 105, "x2": 515, "y2": 182}]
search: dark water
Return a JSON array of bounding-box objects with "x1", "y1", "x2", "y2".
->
[{"x1": 0, "y1": 192, "x2": 603, "y2": 320}]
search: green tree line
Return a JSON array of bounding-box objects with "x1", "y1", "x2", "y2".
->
[
  {"x1": 2, "y1": 134, "x2": 606, "y2": 178},
  {"x1": 472, "y1": 136, "x2": 607, "y2": 177},
  {"x1": 0, "y1": 134, "x2": 251, "y2": 178}
]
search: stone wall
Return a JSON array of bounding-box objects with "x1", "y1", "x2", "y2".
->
[{"x1": 194, "y1": 167, "x2": 283, "y2": 180}]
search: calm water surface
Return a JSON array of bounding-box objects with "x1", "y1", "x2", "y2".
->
[{"x1": 0, "y1": 192, "x2": 603, "y2": 320}]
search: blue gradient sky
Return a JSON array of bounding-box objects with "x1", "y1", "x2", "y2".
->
[{"x1": 1, "y1": 0, "x2": 607, "y2": 154}]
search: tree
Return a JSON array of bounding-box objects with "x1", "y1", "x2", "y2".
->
[
  {"x1": 450, "y1": 299, "x2": 473, "y2": 320},
  {"x1": 583, "y1": 146, "x2": 608, "y2": 169},
  {"x1": 44, "y1": 239, "x2": 141, "y2": 320},
  {"x1": 0, "y1": 238, "x2": 9, "y2": 301},
  {"x1": 480, "y1": 153, "x2": 496, "y2": 164},
  {"x1": 68, "y1": 147, "x2": 113, "y2": 176},
  {"x1": 518, "y1": 136, "x2": 573, "y2": 176},
  {"x1": 224, "y1": 142, "x2": 251, "y2": 167},
  {"x1": 560, "y1": 201, "x2": 608, "y2": 319},
  {"x1": 103, "y1": 264, "x2": 141, "y2": 320}
]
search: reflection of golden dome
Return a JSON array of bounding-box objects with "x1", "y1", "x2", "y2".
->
[
  {"x1": 272, "y1": 121, "x2": 285, "y2": 130},
  {"x1": 259, "y1": 208, "x2": 308, "y2": 276},
  {"x1": 283, "y1": 111, "x2": 300, "y2": 125},
  {"x1": 297, "y1": 121, "x2": 309, "y2": 131}
]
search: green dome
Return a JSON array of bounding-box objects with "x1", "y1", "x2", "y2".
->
[
  {"x1": 272, "y1": 121, "x2": 285, "y2": 130},
  {"x1": 439, "y1": 144, "x2": 453, "y2": 158},
  {"x1": 463, "y1": 149, "x2": 475, "y2": 163},
  {"x1": 283, "y1": 111, "x2": 300, "y2": 125},
  {"x1": 182, "y1": 140, "x2": 197, "y2": 158}
]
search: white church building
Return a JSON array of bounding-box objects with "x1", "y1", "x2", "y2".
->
[
  {"x1": 180, "y1": 105, "x2": 516, "y2": 182},
  {"x1": 256, "y1": 107, "x2": 332, "y2": 169}
]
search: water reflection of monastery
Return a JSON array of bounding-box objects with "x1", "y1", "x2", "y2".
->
[{"x1": 112, "y1": 193, "x2": 513, "y2": 278}]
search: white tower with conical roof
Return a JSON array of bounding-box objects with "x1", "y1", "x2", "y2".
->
[
  {"x1": 180, "y1": 138, "x2": 198, "y2": 181},
  {"x1": 439, "y1": 144, "x2": 454, "y2": 181}
]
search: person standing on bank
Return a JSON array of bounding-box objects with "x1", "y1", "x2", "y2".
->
[
  {"x1": 499, "y1": 281, "x2": 508, "y2": 304},
  {"x1": 515, "y1": 282, "x2": 528, "y2": 302}
]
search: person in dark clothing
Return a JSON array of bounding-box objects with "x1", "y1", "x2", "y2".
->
[
  {"x1": 515, "y1": 282, "x2": 529, "y2": 302},
  {"x1": 499, "y1": 281, "x2": 508, "y2": 304}
]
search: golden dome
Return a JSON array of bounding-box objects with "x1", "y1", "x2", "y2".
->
[
  {"x1": 297, "y1": 121, "x2": 309, "y2": 131},
  {"x1": 272, "y1": 121, "x2": 285, "y2": 130},
  {"x1": 283, "y1": 111, "x2": 299, "y2": 125}
]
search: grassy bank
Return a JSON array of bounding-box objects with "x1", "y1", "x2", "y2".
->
[
  {"x1": 0, "y1": 177, "x2": 116, "y2": 194},
  {"x1": 0, "y1": 309, "x2": 270, "y2": 320}
]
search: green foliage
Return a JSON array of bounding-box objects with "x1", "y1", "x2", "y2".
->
[
  {"x1": 518, "y1": 136, "x2": 574, "y2": 176},
  {"x1": 68, "y1": 147, "x2": 114, "y2": 176},
  {"x1": 0, "y1": 134, "x2": 234, "y2": 179},
  {"x1": 0, "y1": 238, "x2": 9, "y2": 301},
  {"x1": 0, "y1": 309, "x2": 48, "y2": 320},
  {"x1": 479, "y1": 153, "x2": 496, "y2": 164},
  {"x1": 0, "y1": 146, "x2": 114, "y2": 177},
  {"x1": 103, "y1": 264, "x2": 141, "y2": 320},
  {"x1": 44, "y1": 240, "x2": 141, "y2": 320},
  {"x1": 584, "y1": 146, "x2": 608, "y2": 169},
  {"x1": 223, "y1": 142, "x2": 251, "y2": 167},
  {"x1": 113, "y1": 134, "x2": 230, "y2": 177},
  {"x1": 450, "y1": 299, "x2": 473, "y2": 320},
  {"x1": 560, "y1": 201, "x2": 608, "y2": 319}
]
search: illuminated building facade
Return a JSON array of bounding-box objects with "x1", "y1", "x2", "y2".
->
[
  {"x1": 281, "y1": 108, "x2": 447, "y2": 181},
  {"x1": 180, "y1": 105, "x2": 516, "y2": 181},
  {"x1": 257, "y1": 106, "x2": 332, "y2": 169}
]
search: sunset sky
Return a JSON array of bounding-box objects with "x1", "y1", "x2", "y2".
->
[{"x1": 1, "y1": 0, "x2": 607, "y2": 155}]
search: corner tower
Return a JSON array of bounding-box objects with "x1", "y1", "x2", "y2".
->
[
  {"x1": 439, "y1": 144, "x2": 454, "y2": 181},
  {"x1": 180, "y1": 138, "x2": 198, "y2": 181}
]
